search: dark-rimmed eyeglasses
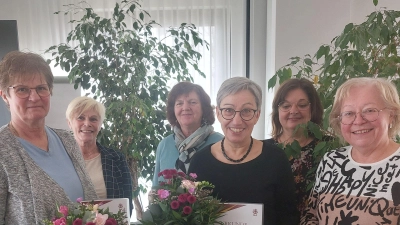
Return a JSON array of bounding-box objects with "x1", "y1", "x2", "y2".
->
[
  {"x1": 278, "y1": 100, "x2": 311, "y2": 112},
  {"x1": 338, "y1": 108, "x2": 386, "y2": 125},
  {"x1": 8, "y1": 84, "x2": 51, "y2": 99},
  {"x1": 219, "y1": 108, "x2": 258, "y2": 121}
]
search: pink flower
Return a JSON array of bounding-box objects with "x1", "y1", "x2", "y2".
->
[
  {"x1": 58, "y1": 205, "x2": 68, "y2": 217},
  {"x1": 157, "y1": 189, "x2": 170, "y2": 199},
  {"x1": 72, "y1": 218, "x2": 82, "y2": 225},
  {"x1": 94, "y1": 212, "x2": 109, "y2": 225},
  {"x1": 181, "y1": 180, "x2": 196, "y2": 190},
  {"x1": 187, "y1": 195, "x2": 197, "y2": 204},
  {"x1": 53, "y1": 217, "x2": 66, "y2": 225},
  {"x1": 189, "y1": 173, "x2": 197, "y2": 179},
  {"x1": 158, "y1": 171, "x2": 163, "y2": 177},
  {"x1": 86, "y1": 223, "x2": 96, "y2": 225},
  {"x1": 104, "y1": 218, "x2": 117, "y2": 225},
  {"x1": 76, "y1": 197, "x2": 83, "y2": 203},
  {"x1": 188, "y1": 187, "x2": 195, "y2": 194},
  {"x1": 178, "y1": 193, "x2": 187, "y2": 203},
  {"x1": 183, "y1": 206, "x2": 192, "y2": 215},
  {"x1": 170, "y1": 200, "x2": 180, "y2": 210}
]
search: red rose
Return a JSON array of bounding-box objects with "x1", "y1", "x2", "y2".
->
[
  {"x1": 177, "y1": 171, "x2": 186, "y2": 177},
  {"x1": 72, "y1": 218, "x2": 82, "y2": 225},
  {"x1": 170, "y1": 200, "x2": 180, "y2": 210},
  {"x1": 104, "y1": 218, "x2": 117, "y2": 225},
  {"x1": 178, "y1": 193, "x2": 187, "y2": 203},
  {"x1": 187, "y1": 195, "x2": 197, "y2": 204},
  {"x1": 183, "y1": 206, "x2": 192, "y2": 215}
]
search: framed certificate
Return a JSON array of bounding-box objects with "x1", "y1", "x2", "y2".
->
[{"x1": 218, "y1": 202, "x2": 263, "y2": 225}]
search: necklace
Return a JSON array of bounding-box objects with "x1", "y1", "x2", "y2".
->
[{"x1": 221, "y1": 137, "x2": 253, "y2": 163}]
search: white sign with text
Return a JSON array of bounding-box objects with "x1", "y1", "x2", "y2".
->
[{"x1": 217, "y1": 202, "x2": 263, "y2": 225}]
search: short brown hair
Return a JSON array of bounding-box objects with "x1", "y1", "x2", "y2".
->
[
  {"x1": 0, "y1": 51, "x2": 54, "y2": 95},
  {"x1": 166, "y1": 82, "x2": 215, "y2": 128},
  {"x1": 271, "y1": 78, "x2": 323, "y2": 139}
]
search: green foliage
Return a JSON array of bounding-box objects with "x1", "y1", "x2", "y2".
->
[
  {"x1": 46, "y1": 0, "x2": 209, "y2": 193},
  {"x1": 268, "y1": 4, "x2": 400, "y2": 188}
]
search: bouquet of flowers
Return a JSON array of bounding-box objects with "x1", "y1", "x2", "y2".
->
[
  {"x1": 141, "y1": 169, "x2": 225, "y2": 225},
  {"x1": 43, "y1": 198, "x2": 128, "y2": 225}
]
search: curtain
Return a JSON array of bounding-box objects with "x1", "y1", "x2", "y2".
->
[{"x1": 1, "y1": 0, "x2": 232, "y2": 107}]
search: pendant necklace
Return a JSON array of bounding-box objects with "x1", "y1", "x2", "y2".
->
[{"x1": 221, "y1": 137, "x2": 253, "y2": 163}]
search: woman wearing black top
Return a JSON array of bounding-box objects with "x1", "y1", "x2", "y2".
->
[{"x1": 189, "y1": 77, "x2": 298, "y2": 225}]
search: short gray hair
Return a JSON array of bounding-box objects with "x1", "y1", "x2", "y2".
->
[{"x1": 217, "y1": 77, "x2": 263, "y2": 109}]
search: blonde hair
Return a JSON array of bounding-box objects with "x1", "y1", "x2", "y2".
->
[
  {"x1": 66, "y1": 96, "x2": 106, "y2": 123},
  {"x1": 329, "y1": 77, "x2": 400, "y2": 140}
]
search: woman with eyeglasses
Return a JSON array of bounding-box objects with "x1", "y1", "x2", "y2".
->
[
  {"x1": 0, "y1": 51, "x2": 97, "y2": 224},
  {"x1": 189, "y1": 77, "x2": 298, "y2": 225},
  {"x1": 265, "y1": 78, "x2": 324, "y2": 218},
  {"x1": 301, "y1": 77, "x2": 400, "y2": 224}
]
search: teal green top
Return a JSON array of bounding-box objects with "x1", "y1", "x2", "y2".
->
[{"x1": 152, "y1": 132, "x2": 223, "y2": 187}]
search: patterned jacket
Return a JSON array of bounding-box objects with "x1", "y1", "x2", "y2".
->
[
  {"x1": 0, "y1": 125, "x2": 97, "y2": 225},
  {"x1": 97, "y1": 142, "x2": 133, "y2": 215}
]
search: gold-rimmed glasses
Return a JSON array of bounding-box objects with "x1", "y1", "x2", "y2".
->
[
  {"x1": 8, "y1": 84, "x2": 51, "y2": 99},
  {"x1": 338, "y1": 108, "x2": 386, "y2": 125}
]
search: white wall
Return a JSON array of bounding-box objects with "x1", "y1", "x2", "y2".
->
[{"x1": 275, "y1": 0, "x2": 352, "y2": 70}]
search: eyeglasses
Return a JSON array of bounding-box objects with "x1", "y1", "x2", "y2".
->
[
  {"x1": 338, "y1": 108, "x2": 385, "y2": 125},
  {"x1": 219, "y1": 108, "x2": 258, "y2": 121},
  {"x1": 278, "y1": 100, "x2": 311, "y2": 112},
  {"x1": 8, "y1": 84, "x2": 51, "y2": 99}
]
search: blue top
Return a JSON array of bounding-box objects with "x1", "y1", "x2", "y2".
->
[
  {"x1": 152, "y1": 132, "x2": 224, "y2": 187},
  {"x1": 18, "y1": 127, "x2": 84, "y2": 202},
  {"x1": 97, "y1": 142, "x2": 133, "y2": 215}
]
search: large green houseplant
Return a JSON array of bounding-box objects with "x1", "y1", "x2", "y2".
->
[
  {"x1": 268, "y1": 0, "x2": 400, "y2": 188},
  {"x1": 46, "y1": 0, "x2": 209, "y2": 218}
]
